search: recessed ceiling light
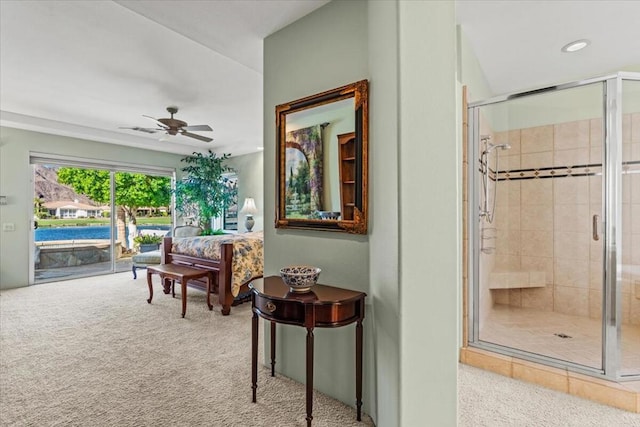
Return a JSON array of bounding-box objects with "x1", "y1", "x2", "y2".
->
[{"x1": 561, "y1": 39, "x2": 590, "y2": 53}]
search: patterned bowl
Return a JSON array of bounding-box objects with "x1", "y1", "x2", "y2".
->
[
  {"x1": 280, "y1": 266, "x2": 321, "y2": 293},
  {"x1": 318, "y1": 211, "x2": 341, "y2": 220}
]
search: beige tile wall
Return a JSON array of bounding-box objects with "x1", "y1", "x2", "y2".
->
[
  {"x1": 487, "y1": 113, "x2": 639, "y2": 326},
  {"x1": 627, "y1": 113, "x2": 640, "y2": 328}
]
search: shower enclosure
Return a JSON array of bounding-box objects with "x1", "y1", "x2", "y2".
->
[{"x1": 467, "y1": 72, "x2": 640, "y2": 381}]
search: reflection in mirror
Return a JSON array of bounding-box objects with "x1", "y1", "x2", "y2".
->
[
  {"x1": 276, "y1": 80, "x2": 368, "y2": 234},
  {"x1": 284, "y1": 98, "x2": 354, "y2": 219}
]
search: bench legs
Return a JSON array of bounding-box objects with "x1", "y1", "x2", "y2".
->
[
  {"x1": 147, "y1": 270, "x2": 213, "y2": 318},
  {"x1": 206, "y1": 273, "x2": 213, "y2": 311},
  {"x1": 180, "y1": 281, "x2": 187, "y2": 318}
]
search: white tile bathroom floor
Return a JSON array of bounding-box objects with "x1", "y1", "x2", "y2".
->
[{"x1": 480, "y1": 304, "x2": 640, "y2": 374}]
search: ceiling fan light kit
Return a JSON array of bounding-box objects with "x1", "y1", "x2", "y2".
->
[{"x1": 120, "y1": 106, "x2": 213, "y2": 142}]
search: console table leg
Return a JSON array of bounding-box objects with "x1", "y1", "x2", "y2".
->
[
  {"x1": 270, "y1": 321, "x2": 276, "y2": 377},
  {"x1": 356, "y1": 320, "x2": 363, "y2": 421},
  {"x1": 251, "y1": 311, "x2": 258, "y2": 403},
  {"x1": 306, "y1": 327, "x2": 314, "y2": 427}
]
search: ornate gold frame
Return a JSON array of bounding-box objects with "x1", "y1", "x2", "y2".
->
[{"x1": 275, "y1": 80, "x2": 368, "y2": 234}]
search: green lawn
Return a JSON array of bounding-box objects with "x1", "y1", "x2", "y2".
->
[{"x1": 37, "y1": 217, "x2": 172, "y2": 228}]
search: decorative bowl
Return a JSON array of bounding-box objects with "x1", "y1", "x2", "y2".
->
[
  {"x1": 280, "y1": 266, "x2": 322, "y2": 293},
  {"x1": 318, "y1": 211, "x2": 341, "y2": 220}
]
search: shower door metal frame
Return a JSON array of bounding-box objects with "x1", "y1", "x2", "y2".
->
[
  {"x1": 467, "y1": 72, "x2": 640, "y2": 382},
  {"x1": 602, "y1": 76, "x2": 622, "y2": 379}
]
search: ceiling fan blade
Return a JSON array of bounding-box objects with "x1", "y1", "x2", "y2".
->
[
  {"x1": 182, "y1": 124, "x2": 212, "y2": 132},
  {"x1": 142, "y1": 115, "x2": 169, "y2": 129},
  {"x1": 181, "y1": 131, "x2": 213, "y2": 143},
  {"x1": 119, "y1": 126, "x2": 161, "y2": 134}
]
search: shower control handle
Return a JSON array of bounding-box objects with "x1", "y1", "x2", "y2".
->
[{"x1": 592, "y1": 214, "x2": 600, "y2": 241}]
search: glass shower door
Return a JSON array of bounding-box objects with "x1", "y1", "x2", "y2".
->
[
  {"x1": 473, "y1": 82, "x2": 606, "y2": 370},
  {"x1": 620, "y1": 78, "x2": 640, "y2": 376}
]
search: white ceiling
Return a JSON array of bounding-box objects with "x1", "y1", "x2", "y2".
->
[
  {"x1": 455, "y1": 0, "x2": 640, "y2": 96},
  {"x1": 1, "y1": 1, "x2": 638, "y2": 157},
  {"x1": 0, "y1": 0, "x2": 329, "y2": 156}
]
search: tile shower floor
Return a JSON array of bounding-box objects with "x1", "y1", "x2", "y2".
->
[{"x1": 481, "y1": 304, "x2": 640, "y2": 375}]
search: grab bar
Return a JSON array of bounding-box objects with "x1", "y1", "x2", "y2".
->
[{"x1": 592, "y1": 214, "x2": 599, "y2": 241}]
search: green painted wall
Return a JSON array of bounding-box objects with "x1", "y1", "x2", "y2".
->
[
  {"x1": 457, "y1": 27, "x2": 493, "y2": 102},
  {"x1": 367, "y1": 1, "x2": 400, "y2": 426},
  {"x1": 265, "y1": 1, "x2": 460, "y2": 425},
  {"x1": 398, "y1": 2, "x2": 459, "y2": 426},
  {"x1": 474, "y1": 74, "x2": 640, "y2": 133},
  {"x1": 263, "y1": 0, "x2": 375, "y2": 420}
]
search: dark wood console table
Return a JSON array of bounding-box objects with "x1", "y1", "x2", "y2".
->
[{"x1": 250, "y1": 276, "x2": 366, "y2": 426}]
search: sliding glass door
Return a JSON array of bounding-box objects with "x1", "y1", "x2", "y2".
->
[
  {"x1": 31, "y1": 157, "x2": 173, "y2": 284},
  {"x1": 33, "y1": 164, "x2": 114, "y2": 282}
]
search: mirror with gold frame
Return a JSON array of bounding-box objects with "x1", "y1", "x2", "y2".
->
[{"x1": 275, "y1": 80, "x2": 368, "y2": 234}]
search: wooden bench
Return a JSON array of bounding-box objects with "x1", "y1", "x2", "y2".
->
[{"x1": 146, "y1": 264, "x2": 213, "y2": 318}]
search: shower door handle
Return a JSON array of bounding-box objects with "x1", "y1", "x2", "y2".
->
[{"x1": 592, "y1": 214, "x2": 600, "y2": 241}]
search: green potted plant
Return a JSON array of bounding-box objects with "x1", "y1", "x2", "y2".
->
[
  {"x1": 133, "y1": 234, "x2": 163, "y2": 253},
  {"x1": 174, "y1": 150, "x2": 236, "y2": 234}
]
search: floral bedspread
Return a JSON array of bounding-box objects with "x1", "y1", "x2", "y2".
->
[{"x1": 171, "y1": 231, "x2": 264, "y2": 297}]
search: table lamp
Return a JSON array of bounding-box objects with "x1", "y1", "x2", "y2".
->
[{"x1": 241, "y1": 197, "x2": 258, "y2": 232}]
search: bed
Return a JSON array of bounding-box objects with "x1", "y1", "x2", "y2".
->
[{"x1": 160, "y1": 231, "x2": 263, "y2": 315}]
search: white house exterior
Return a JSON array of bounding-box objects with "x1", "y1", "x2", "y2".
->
[{"x1": 43, "y1": 200, "x2": 103, "y2": 219}]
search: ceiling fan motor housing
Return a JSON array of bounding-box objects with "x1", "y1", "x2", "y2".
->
[
  {"x1": 159, "y1": 118, "x2": 188, "y2": 134},
  {"x1": 160, "y1": 106, "x2": 185, "y2": 134},
  {"x1": 122, "y1": 105, "x2": 213, "y2": 142}
]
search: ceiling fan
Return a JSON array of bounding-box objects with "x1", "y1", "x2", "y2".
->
[{"x1": 121, "y1": 106, "x2": 213, "y2": 142}]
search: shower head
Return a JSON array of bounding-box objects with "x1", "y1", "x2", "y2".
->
[{"x1": 486, "y1": 143, "x2": 511, "y2": 153}]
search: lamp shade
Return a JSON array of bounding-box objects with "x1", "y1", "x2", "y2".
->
[{"x1": 240, "y1": 197, "x2": 258, "y2": 216}]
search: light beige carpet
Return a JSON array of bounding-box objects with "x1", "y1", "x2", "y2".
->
[
  {"x1": 458, "y1": 364, "x2": 639, "y2": 427},
  {"x1": 1, "y1": 273, "x2": 639, "y2": 426},
  {"x1": 0, "y1": 273, "x2": 372, "y2": 426}
]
